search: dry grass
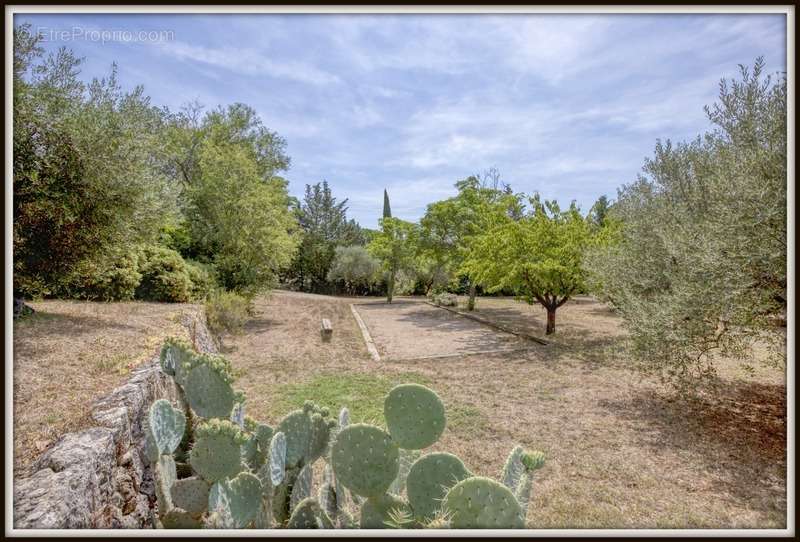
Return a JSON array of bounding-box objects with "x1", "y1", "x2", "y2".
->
[
  {"x1": 13, "y1": 299, "x2": 200, "y2": 476},
  {"x1": 223, "y1": 290, "x2": 786, "y2": 529}
]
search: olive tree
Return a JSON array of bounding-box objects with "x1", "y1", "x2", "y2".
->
[{"x1": 586, "y1": 58, "x2": 786, "y2": 383}]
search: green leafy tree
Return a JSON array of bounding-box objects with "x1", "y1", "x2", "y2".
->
[
  {"x1": 466, "y1": 195, "x2": 592, "y2": 335},
  {"x1": 587, "y1": 194, "x2": 612, "y2": 229},
  {"x1": 184, "y1": 140, "x2": 299, "y2": 295},
  {"x1": 162, "y1": 101, "x2": 298, "y2": 295},
  {"x1": 13, "y1": 26, "x2": 171, "y2": 302},
  {"x1": 450, "y1": 169, "x2": 520, "y2": 310},
  {"x1": 327, "y1": 245, "x2": 381, "y2": 295},
  {"x1": 288, "y1": 181, "x2": 365, "y2": 292},
  {"x1": 368, "y1": 217, "x2": 419, "y2": 303},
  {"x1": 586, "y1": 59, "x2": 787, "y2": 383}
]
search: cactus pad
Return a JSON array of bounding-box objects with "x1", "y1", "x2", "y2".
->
[
  {"x1": 407, "y1": 452, "x2": 471, "y2": 522},
  {"x1": 161, "y1": 508, "x2": 202, "y2": 529},
  {"x1": 149, "y1": 399, "x2": 186, "y2": 456},
  {"x1": 269, "y1": 431, "x2": 287, "y2": 486},
  {"x1": 331, "y1": 423, "x2": 399, "y2": 498},
  {"x1": 170, "y1": 477, "x2": 210, "y2": 516},
  {"x1": 443, "y1": 476, "x2": 524, "y2": 529},
  {"x1": 159, "y1": 337, "x2": 192, "y2": 377},
  {"x1": 155, "y1": 455, "x2": 177, "y2": 514},
  {"x1": 208, "y1": 472, "x2": 263, "y2": 528},
  {"x1": 277, "y1": 410, "x2": 312, "y2": 468},
  {"x1": 521, "y1": 450, "x2": 546, "y2": 471},
  {"x1": 500, "y1": 446, "x2": 525, "y2": 490},
  {"x1": 290, "y1": 463, "x2": 314, "y2": 511},
  {"x1": 383, "y1": 384, "x2": 445, "y2": 450},
  {"x1": 189, "y1": 419, "x2": 245, "y2": 482},
  {"x1": 185, "y1": 363, "x2": 235, "y2": 419},
  {"x1": 287, "y1": 497, "x2": 334, "y2": 529},
  {"x1": 359, "y1": 493, "x2": 411, "y2": 529}
]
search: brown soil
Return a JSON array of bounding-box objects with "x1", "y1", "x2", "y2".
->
[
  {"x1": 12, "y1": 299, "x2": 200, "y2": 477},
  {"x1": 223, "y1": 290, "x2": 786, "y2": 529}
]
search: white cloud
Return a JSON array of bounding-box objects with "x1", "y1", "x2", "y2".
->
[{"x1": 154, "y1": 40, "x2": 341, "y2": 86}]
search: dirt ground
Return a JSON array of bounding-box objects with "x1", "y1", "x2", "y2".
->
[
  {"x1": 223, "y1": 291, "x2": 787, "y2": 529},
  {"x1": 353, "y1": 299, "x2": 527, "y2": 360},
  {"x1": 12, "y1": 300, "x2": 199, "y2": 477}
]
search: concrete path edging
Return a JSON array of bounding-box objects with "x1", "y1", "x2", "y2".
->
[
  {"x1": 349, "y1": 303, "x2": 381, "y2": 361},
  {"x1": 424, "y1": 301, "x2": 549, "y2": 346}
]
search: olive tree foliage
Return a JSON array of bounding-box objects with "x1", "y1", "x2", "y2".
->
[
  {"x1": 465, "y1": 195, "x2": 592, "y2": 335},
  {"x1": 586, "y1": 58, "x2": 787, "y2": 383},
  {"x1": 367, "y1": 217, "x2": 419, "y2": 303},
  {"x1": 13, "y1": 25, "x2": 172, "y2": 300},
  {"x1": 326, "y1": 245, "x2": 381, "y2": 295},
  {"x1": 163, "y1": 102, "x2": 299, "y2": 295}
]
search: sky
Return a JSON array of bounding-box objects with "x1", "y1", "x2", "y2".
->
[{"x1": 15, "y1": 12, "x2": 787, "y2": 228}]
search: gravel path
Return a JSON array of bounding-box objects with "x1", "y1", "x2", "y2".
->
[{"x1": 353, "y1": 299, "x2": 526, "y2": 360}]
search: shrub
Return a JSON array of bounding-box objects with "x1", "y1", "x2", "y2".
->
[
  {"x1": 60, "y1": 247, "x2": 143, "y2": 301},
  {"x1": 185, "y1": 259, "x2": 216, "y2": 301},
  {"x1": 136, "y1": 245, "x2": 193, "y2": 302},
  {"x1": 205, "y1": 290, "x2": 251, "y2": 337},
  {"x1": 433, "y1": 292, "x2": 458, "y2": 307},
  {"x1": 327, "y1": 245, "x2": 381, "y2": 295}
]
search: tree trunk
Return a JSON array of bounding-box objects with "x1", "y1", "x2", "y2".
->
[
  {"x1": 546, "y1": 306, "x2": 556, "y2": 335},
  {"x1": 387, "y1": 271, "x2": 395, "y2": 304},
  {"x1": 467, "y1": 282, "x2": 477, "y2": 311}
]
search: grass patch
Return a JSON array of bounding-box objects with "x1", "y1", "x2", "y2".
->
[
  {"x1": 265, "y1": 371, "x2": 488, "y2": 437},
  {"x1": 266, "y1": 371, "x2": 433, "y2": 424},
  {"x1": 446, "y1": 403, "x2": 490, "y2": 438}
]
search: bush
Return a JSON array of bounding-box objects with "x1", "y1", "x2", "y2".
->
[
  {"x1": 433, "y1": 292, "x2": 458, "y2": 307},
  {"x1": 60, "y1": 247, "x2": 143, "y2": 301},
  {"x1": 327, "y1": 245, "x2": 381, "y2": 295},
  {"x1": 185, "y1": 259, "x2": 216, "y2": 301},
  {"x1": 205, "y1": 290, "x2": 251, "y2": 337},
  {"x1": 135, "y1": 245, "x2": 193, "y2": 302}
]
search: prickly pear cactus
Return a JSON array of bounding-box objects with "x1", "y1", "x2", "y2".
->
[
  {"x1": 148, "y1": 399, "x2": 186, "y2": 456},
  {"x1": 287, "y1": 497, "x2": 334, "y2": 529},
  {"x1": 161, "y1": 507, "x2": 202, "y2": 528},
  {"x1": 170, "y1": 477, "x2": 211, "y2": 517},
  {"x1": 443, "y1": 476, "x2": 524, "y2": 529},
  {"x1": 383, "y1": 384, "x2": 446, "y2": 449},
  {"x1": 388, "y1": 448, "x2": 420, "y2": 496},
  {"x1": 189, "y1": 419, "x2": 246, "y2": 482},
  {"x1": 290, "y1": 463, "x2": 314, "y2": 511},
  {"x1": 208, "y1": 471, "x2": 262, "y2": 528},
  {"x1": 500, "y1": 445, "x2": 525, "y2": 490},
  {"x1": 155, "y1": 455, "x2": 177, "y2": 514},
  {"x1": 406, "y1": 452, "x2": 471, "y2": 522},
  {"x1": 151, "y1": 338, "x2": 546, "y2": 530},
  {"x1": 359, "y1": 493, "x2": 411, "y2": 529},
  {"x1": 185, "y1": 363, "x2": 235, "y2": 419},
  {"x1": 331, "y1": 423, "x2": 399, "y2": 498},
  {"x1": 515, "y1": 451, "x2": 545, "y2": 516},
  {"x1": 159, "y1": 337, "x2": 192, "y2": 377}
]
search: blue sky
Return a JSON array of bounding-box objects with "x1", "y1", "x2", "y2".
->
[{"x1": 16, "y1": 13, "x2": 786, "y2": 228}]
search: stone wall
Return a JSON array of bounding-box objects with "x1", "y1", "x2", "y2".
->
[{"x1": 13, "y1": 310, "x2": 217, "y2": 529}]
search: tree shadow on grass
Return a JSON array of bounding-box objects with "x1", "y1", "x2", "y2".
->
[
  {"x1": 14, "y1": 311, "x2": 138, "y2": 338},
  {"x1": 599, "y1": 377, "x2": 786, "y2": 508}
]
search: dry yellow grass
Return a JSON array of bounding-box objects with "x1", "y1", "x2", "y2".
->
[
  {"x1": 224, "y1": 291, "x2": 786, "y2": 529},
  {"x1": 13, "y1": 299, "x2": 200, "y2": 477}
]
